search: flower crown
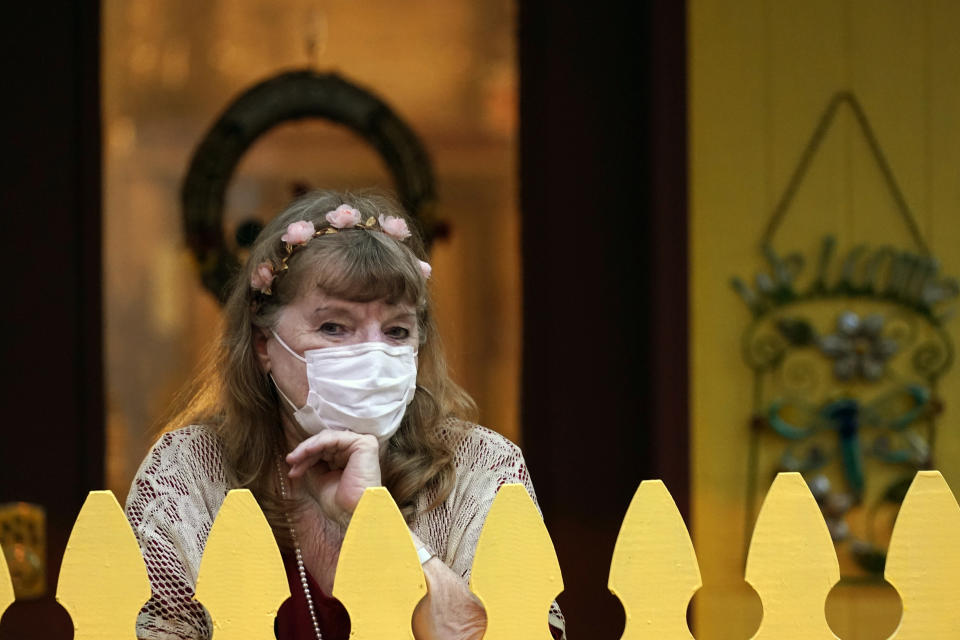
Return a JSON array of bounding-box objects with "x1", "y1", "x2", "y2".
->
[{"x1": 250, "y1": 204, "x2": 432, "y2": 295}]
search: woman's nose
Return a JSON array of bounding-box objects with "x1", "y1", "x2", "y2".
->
[{"x1": 356, "y1": 323, "x2": 386, "y2": 343}]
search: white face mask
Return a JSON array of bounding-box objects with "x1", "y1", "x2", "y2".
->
[{"x1": 270, "y1": 331, "x2": 418, "y2": 443}]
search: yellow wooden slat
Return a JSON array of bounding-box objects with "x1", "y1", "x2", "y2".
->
[
  {"x1": 928, "y1": 1, "x2": 960, "y2": 501},
  {"x1": 469, "y1": 483, "x2": 563, "y2": 640},
  {"x1": 609, "y1": 480, "x2": 701, "y2": 639},
  {"x1": 194, "y1": 489, "x2": 290, "y2": 640},
  {"x1": 745, "y1": 472, "x2": 840, "y2": 639},
  {"x1": 689, "y1": 0, "x2": 784, "y2": 635},
  {"x1": 885, "y1": 471, "x2": 960, "y2": 638},
  {"x1": 0, "y1": 530, "x2": 14, "y2": 621},
  {"x1": 333, "y1": 486, "x2": 426, "y2": 640},
  {"x1": 55, "y1": 491, "x2": 150, "y2": 640}
]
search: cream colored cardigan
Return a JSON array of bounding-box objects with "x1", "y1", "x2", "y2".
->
[{"x1": 125, "y1": 422, "x2": 566, "y2": 639}]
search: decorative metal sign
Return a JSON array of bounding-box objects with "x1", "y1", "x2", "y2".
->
[
  {"x1": 0, "y1": 502, "x2": 46, "y2": 599},
  {"x1": 734, "y1": 93, "x2": 958, "y2": 577}
]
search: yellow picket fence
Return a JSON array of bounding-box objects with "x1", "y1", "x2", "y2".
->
[{"x1": 1, "y1": 471, "x2": 958, "y2": 639}]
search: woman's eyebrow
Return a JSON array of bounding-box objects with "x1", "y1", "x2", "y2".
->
[
  {"x1": 387, "y1": 311, "x2": 417, "y2": 323},
  {"x1": 312, "y1": 305, "x2": 356, "y2": 317}
]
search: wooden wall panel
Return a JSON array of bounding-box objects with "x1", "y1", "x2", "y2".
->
[
  {"x1": 690, "y1": 2, "x2": 960, "y2": 638},
  {"x1": 689, "y1": 1, "x2": 767, "y2": 634},
  {"x1": 926, "y1": 0, "x2": 960, "y2": 509}
]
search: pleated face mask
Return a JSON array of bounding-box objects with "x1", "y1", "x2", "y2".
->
[{"x1": 270, "y1": 330, "x2": 417, "y2": 443}]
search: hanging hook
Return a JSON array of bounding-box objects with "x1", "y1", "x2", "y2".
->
[{"x1": 304, "y1": 5, "x2": 328, "y2": 68}]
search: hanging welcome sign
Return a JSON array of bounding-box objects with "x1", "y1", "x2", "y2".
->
[{"x1": 733, "y1": 92, "x2": 958, "y2": 577}]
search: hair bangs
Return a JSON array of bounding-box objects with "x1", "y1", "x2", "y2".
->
[{"x1": 305, "y1": 231, "x2": 425, "y2": 307}]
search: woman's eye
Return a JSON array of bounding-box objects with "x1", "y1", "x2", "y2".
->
[
  {"x1": 319, "y1": 322, "x2": 345, "y2": 335},
  {"x1": 386, "y1": 326, "x2": 411, "y2": 340}
]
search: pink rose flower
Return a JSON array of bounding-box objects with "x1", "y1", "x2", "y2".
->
[
  {"x1": 325, "y1": 204, "x2": 362, "y2": 229},
  {"x1": 378, "y1": 214, "x2": 411, "y2": 240},
  {"x1": 418, "y1": 260, "x2": 432, "y2": 279},
  {"x1": 281, "y1": 220, "x2": 316, "y2": 245},
  {"x1": 250, "y1": 262, "x2": 275, "y2": 293}
]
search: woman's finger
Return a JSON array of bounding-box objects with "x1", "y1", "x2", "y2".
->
[
  {"x1": 286, "y1": 430, "x2": 379, "y2": 478},
  {"x1": 286, "y1": 429, "x2": 372, "y2": 464}
]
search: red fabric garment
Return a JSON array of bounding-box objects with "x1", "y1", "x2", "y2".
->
[
  {"x1": 550, "y1": 620, "x2": 564, "y2": 640},
  {"x1": 276, "y1": 553, "x2": 563, "y2": 640},
  {"x1": 277, "y1": 553, "x2": 350, "y2": 640}
]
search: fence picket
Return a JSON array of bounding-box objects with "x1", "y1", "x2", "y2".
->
[
  {"x1": 195, "y1": 489, "x2": 289, "y2": 640},
  {"x1": 469, "y1": 483, "x2": 563, "y2": 640},
  {"x1": 745, "y1": 472, "x2": 840, "y2": 639},
  {"x1": 7, "y1": 470, "x2": 960, "y2": 636},
  {"x1": 0, "y1": 518, "x2": 16, "y2": 620},
  {"x1": 55, "y1": 490, "x2": 150, "y2": 639},
  {"x1": 334, "y1": 486, "x2": 426, "y2": 639},
  {"x1": 885, "y1": 471, "x2": 960, "y2": 638},
  {"x1": 609, "y1": 480, "x2": 700, "y2": 639}
]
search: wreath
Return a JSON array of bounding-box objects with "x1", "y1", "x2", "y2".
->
[{"x1": 181, "y1": 69, "x2": 438, "y2": 302}]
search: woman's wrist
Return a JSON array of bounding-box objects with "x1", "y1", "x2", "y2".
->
[{"x1": 416, "y1": 545, "x2": 436, "y2": 565}]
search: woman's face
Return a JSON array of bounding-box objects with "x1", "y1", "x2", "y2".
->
[{"x1": 256, "y1": 287, "x2": 420, "y2": 408}]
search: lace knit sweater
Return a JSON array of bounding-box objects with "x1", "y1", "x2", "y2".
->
[{"x1": 125, "y1": 423, "x2": 566, "y2": 639}]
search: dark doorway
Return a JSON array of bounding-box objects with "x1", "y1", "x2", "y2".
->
[
  {"x1": 519, "y1": 1, "x2": 689, "y2": 636},
  {"x1": 0, "y1": 3, "x2": 103, "y2": 639}
]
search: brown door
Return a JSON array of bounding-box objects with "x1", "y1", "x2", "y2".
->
[
  {"x1": 0, "y1": 4, "x2": 104, "y2": 639},
  {"x1": 519, "y1": 1, "x2": 689, "y2": 637}
]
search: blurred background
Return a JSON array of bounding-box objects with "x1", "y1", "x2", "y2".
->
[
  {"x1": 2, "y1": 1, "x2": 959, "y2": 639},
  {"x1": 99, "y1": 0, "x2": 524, "y2": 504}
]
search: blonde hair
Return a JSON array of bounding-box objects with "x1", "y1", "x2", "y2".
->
[{"x1": 165, "y1": 189, "x2": 476, "y2": 538}]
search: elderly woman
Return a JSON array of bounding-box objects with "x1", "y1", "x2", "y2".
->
[{"x1": 125, "y1": 190, "x2": 565, "y2": 640}]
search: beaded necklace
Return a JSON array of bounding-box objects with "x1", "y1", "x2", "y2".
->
[{"x1": 275, "y1": 461, "x2": 324, "y2": 640}]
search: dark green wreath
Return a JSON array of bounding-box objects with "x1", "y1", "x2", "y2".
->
[{"x1": 182, "y1": 69, "x2": 438, "y2": 303}]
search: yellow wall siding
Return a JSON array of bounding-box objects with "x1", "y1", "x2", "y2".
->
[{"x1": 690, "y1": 1, "x2": 960, "y2": 638}]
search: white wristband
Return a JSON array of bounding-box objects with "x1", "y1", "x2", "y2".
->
[{"x1": 416, "y1": 545, "x2": 435, "y2": 565}]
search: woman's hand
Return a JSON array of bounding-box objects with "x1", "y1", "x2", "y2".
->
[
  {"x1": 286, "y1": 430, "x2": 382, "y2": 527},
  {"x1": 411, "y1": 533, "x2": 487, "y2": 640}
]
